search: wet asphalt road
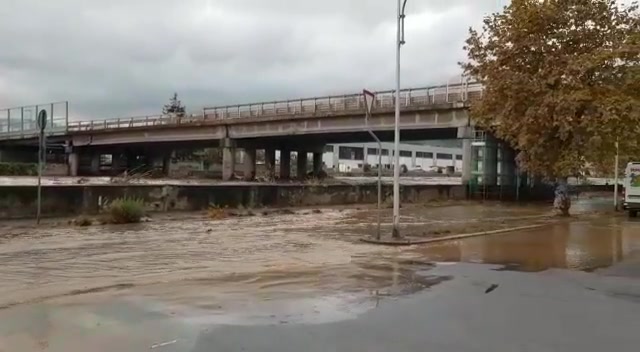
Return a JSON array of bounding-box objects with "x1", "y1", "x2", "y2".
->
[
  {"x1": 3, "y1": 262, "x2": 640, "y2": 351},
  {"x1": 1, "y1": 198, "x2": 640, "y2": 351}
]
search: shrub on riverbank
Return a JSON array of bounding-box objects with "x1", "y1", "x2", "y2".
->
[
  {"x1": 207, "y1": 205, "x2": 228, "y2": 220},
  {"x1": 108, "y1": 197, "x2": 145, "y2": 224},
  {"x1": 0, "y1": 162, "x2": 37, "y2": 176}
]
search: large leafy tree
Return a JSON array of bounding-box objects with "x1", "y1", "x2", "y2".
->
[{"x1": 463, "y1": 0, "x2": 640, "y2": 191}]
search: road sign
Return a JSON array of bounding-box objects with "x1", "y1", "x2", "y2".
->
[
  {"x1": 37, "y1": 109, "x2": 47, "y2": 131},
  {"x1": 363, "y1": 89, "x2": 375, "y2": 117}
]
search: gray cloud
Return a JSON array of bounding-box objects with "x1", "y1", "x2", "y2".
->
[{"x1": 0, "y1": 0, "x2": 507, "y2": 120}]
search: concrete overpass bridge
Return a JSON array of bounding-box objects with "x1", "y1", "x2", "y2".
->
[{"x1": 1, "y1": 81, "x2": 514, "y2": 184}]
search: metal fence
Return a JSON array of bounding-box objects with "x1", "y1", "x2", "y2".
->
[
  {"x1": 0, "y1": 101, "x2": 68, "y2": 139},
  {"x1": 1, "y1": 81, "x2": 483, "y2": 138}
]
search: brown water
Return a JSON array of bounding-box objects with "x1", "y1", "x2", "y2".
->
[{"x1": 0, "y1": 200, "x2": 639, "y2": 314}]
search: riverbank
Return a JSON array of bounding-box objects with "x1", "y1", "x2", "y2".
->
[{"x1": 0, "y1": 178, "x2": 615, "y2": 220}]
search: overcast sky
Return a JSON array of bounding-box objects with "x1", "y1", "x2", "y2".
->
[{"x1": 0, "y1": 0, "x2": 508, "y2": 120}]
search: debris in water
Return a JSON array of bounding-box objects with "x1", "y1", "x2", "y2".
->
[
  {"x1": 151, "y1": 339, "x2": 178, "y2": 349},
  {"x1": 485, "y1": 284, "x2": 499, "y2": 294}
]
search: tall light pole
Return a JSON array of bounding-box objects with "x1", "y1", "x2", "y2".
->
[{"x1": 392, "y1": 0, "x2": 408, "y2": 238}]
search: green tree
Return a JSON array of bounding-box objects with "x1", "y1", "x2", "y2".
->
[
  {"x1": 462, "y1": 0, "x2": 640, "y2": 215},
  {"x1": 163, "y1": 93, "x2": 186, "y2": 117}
]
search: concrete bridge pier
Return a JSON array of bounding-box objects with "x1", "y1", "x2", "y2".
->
[
  {"x1": 458, "y1": 126, "x2": 473, "y2": 185},
  {"x1": 149, "y1": 153, "x2": 172, "y2": 177},
  {"x1": 297, "y1": 151, "x2": 308, "y2": 179},
  {"x1": 313, "y1": 152, "x2": 323, "y2": 176},
  {"x1": 483, "y1": 139, "x2": 499, "y2": 186},
  {"x1": 243, "y1": 148, "x2": 256, "y2": 181},
  {"x1": 265, "y1": 148, "x2": 276, "y2": 179},
  {"x1": 112, "y1": 153, "x2": 123, "y2": 175},
  {"x1": 68, "y1": 151, "x2": 79, "y2": 177},
  {"x1": 222, "y1": 138, "x2": 236, "y2": 181},
  {"x1": 90, "y1": 153, "x2": 100, "y2": 175},
  {"x1": 280, "y1": 148, "x2": 291, "y2": 179},
  {"x1": 498, "y1": 144, "x2": 517, "y2": 186}
]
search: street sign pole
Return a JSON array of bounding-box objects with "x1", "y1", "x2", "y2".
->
[{"x1": 36, "y1": 109, "x2": 47, "y2": 224}]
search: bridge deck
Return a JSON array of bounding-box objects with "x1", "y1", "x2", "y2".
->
[{"x1": 0, "y1": 82, "x2": 482, "y2": 141}]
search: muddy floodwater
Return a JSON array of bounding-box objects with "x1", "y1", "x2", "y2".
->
[
  {"x1": 1, "y1": 198, "x2": 640, "y2": 349},
  {"x1": 1, "y1": 199, "x2": 638, "y2": 308}
]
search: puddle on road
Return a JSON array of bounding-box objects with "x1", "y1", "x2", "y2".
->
[{"x1": 404, "y1": 216, "x2": 640, "y2": 272}]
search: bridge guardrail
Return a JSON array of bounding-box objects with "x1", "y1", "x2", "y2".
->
[{"x1": 2, "y1": 82, "x2": 483, "y2": 138}]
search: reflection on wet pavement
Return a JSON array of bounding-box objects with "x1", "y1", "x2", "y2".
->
[{"x1": 410, "y1": 217, "x2": 640, "y2": 272}]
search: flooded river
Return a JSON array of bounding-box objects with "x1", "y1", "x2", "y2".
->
[
  {"x1": 1, "y1": 199, "x2": 640, "y2": 350},
  {"x1": 1, "y1": 200, "x2": 638, "y2": 309}
]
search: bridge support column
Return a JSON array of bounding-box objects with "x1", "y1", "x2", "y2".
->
[
  {"x1": 112, "y1": 153, "x2": 122, "y2": 175},
  {"x1": 483, "y1": 138, "x2": 498, "y2": 186},
  {"x1": 222, "y1": 138, "x2": 236, "y2": 181},
  {"x1": 459, "y1": 127, "x2": 473, "y2": 185},
  {"x1": 265, "y1": 148, "x2": 276, "y2": 179},
  {"x1": 90, "y1": 153, "x2": 100, "y2": 175},
  {"x1": 297, "y1": 151, "x2": 308, "y2": 179},
  {"x1": 243, "y1": 148, "x2": 256, "y2": 181},
  {"x1": 313, "y1": 152, "x2": 323, "y2": 176},
  {"x1": 499, "y1": 144, "x2": 516, "y2": 186},
  {"x1": 280, "y1": 148, "x2": 291, "y2": 179},
  {"x1": 150, "y1": 154, "x2": 170, "y2": 176},
  {"x1": 68, "y1": 152, "x2": 79, "y2": 177}
]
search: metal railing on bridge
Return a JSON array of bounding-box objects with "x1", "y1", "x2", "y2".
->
[
  {"x1": 0, "y1": 101, "x2": 69, "y2": 140},
  {"x1": 0, "y1": 81, "x2": 483, "y2": 139}
]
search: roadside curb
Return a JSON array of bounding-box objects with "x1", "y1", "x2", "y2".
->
[{"x1": 360, "y1": 224, "x2": 549, "y2": 246}]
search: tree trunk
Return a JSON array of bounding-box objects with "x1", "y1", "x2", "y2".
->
[{"x1": 554, "y1": 178, "x2": 571, "y2": 216}]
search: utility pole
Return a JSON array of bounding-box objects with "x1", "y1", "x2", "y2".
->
[
  {"x1": 363, "y1": 89, "x2": 382, "y2": 240},
  {"x1": 392, "y1": 0, "x2": 408, "y2": 238}
]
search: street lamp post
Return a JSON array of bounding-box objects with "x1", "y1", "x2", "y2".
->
[{"x1": 392, "y1": 0, "x2": 408, "y2": 238}]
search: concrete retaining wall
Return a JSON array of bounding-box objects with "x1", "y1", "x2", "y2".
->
[
  {"x1": 0, "y1": 184, "x2": 466, "y2": 219},
  {"x1": 468, "y1": 184, "x2": 615, "y2": 202}
]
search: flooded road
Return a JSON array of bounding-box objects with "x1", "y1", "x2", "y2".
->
[
  {"x1": 1, "y1": 199, "x2": 640, "y2": 350},
  {"x1": 1, "y1": 201, "x2": 639, "y2": 309}
]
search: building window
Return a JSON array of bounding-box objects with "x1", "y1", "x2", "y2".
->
[
  {"x1": 381, "y1": 149, "x2": 390, "y2": 156},
  {"x1": 399, "y1": 150, "x2": 412, "y2": 157},
  {"x1": 437, "y1": 153, "x2": 452, "y2": 160},
  {"x1": 456, "y1": 155, "x2": 463, "y2": 160},
  {"x1": 338, "y1": 146, "x2": 364, "y2": 160},
  {"x1": 367, "y1": 148, "x2": 379, "y2": 155},
  {"x1": 324, "y1": 145, "x2": 334, "y2": 152},
  {"x1": 338, "y1": 147, "x2": 350, "y2": 159},
  {"x1": 416, "y1": 152, "x2": 434, "y2": 159}
]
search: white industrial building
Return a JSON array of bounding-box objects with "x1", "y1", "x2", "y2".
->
[{"x1": 322, "y1": 142, "x2": 463, "y2": 173}]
